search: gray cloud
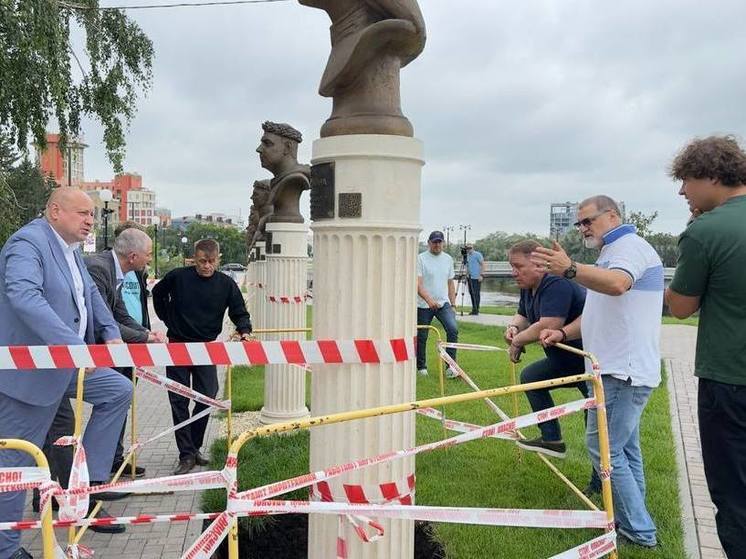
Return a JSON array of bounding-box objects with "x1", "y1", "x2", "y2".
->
[{"x1": 81, "y1": 0, "x2": 746, "y2": 240}]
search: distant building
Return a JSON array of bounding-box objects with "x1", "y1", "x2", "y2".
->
[
  {"x1": 171, "y1": 213, "x2": 242, "y2": 231},
  {"x1": 36, "y1": 133, "x2": 88, "y2": 187},
  {"x1": 85, "y1": 190, "x2": 121, "y2": 232},
  {"x1": 155, "y1": 207, "x2": 172, "y2": 227},
  {"x1": 37, "y1": 132, "x2": 160, "y2": 228},
  {"x1": 550, "y1": 200, "x2": 625, "y2": 238}
]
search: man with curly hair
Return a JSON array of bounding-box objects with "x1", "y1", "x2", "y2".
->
[{"x1": 666, "y1": 135, "x2": 746, "y2": 559}]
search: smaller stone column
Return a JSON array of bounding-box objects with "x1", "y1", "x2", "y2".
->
[
  {"x1": 253, "y1": 241, "x2": 267, "y2": 335},
  {"x1": 259, "y1": 222, "x2": 310, "y2": 424}
]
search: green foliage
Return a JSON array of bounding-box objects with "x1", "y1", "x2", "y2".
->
[
  {"x1": 0, "y1": 0, "x2": 154, "y2": 171},
  {"x1": 185, "y1": 222, "x2": 248, "y2": 264},
  {"x1": 0, "y1": 170, "x2": 20, "y2": 245},
  {"x1": 7, "y1": 158, "x2": 55, "y2": 225},
  {"x1": 628, "y1": 210, "x2": 659, "y2": 239}
]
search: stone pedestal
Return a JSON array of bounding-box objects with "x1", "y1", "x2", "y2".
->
[
  {"x1": 308, "y1": 135, "x2": 423, "y2": 559},
  {"x1": 259, "y1": 222, "x2": 310, "y2": 424}
]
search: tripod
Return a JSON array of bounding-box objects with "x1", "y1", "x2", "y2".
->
[{"x1": 455, "y1": 253, "x2": 469, "y2": 316}]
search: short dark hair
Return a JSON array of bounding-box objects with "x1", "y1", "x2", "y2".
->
[
  {"x1": 669, "y1": 135, "x2": 746, "y2": 187},
  {"x1": 114, "y1": 220, "x2": 145, "y2": 237},
  {"x1": 509, "y1": 239, "x2": 541, "y2": 256},
  {"x1": 194, "y1": 239, "x2": 220, "y2": 256}
]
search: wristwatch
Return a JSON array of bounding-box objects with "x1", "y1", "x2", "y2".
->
[{"x1": 563, "y1": 262, "x2": 578, "y2": 279}]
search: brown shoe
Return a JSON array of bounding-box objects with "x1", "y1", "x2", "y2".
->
[{"x1": 174, "y1": 456, "x2": 196, "y2": 476}]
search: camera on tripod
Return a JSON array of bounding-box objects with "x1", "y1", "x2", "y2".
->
[{"x1": 460, "y1": 245, "x2": 469, "y2": 264}]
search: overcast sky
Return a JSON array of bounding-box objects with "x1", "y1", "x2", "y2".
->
[{"x1": 79, "y1": 0, "x2": 746, "y2": 241}]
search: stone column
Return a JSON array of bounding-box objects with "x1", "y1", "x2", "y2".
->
[
  {"x1": 259, "y1": 222, "x2": 310, "y2": 424},
  {"x1": 308, "y1": 134, "x2": 423, "y2": 559},
  {"x1": 253, "y1": 241, "x2": 267, "y2": 335}
]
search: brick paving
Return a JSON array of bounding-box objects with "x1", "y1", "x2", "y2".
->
[{"x1": 21, "y1": 305, "x2": 228, "y2": 558}]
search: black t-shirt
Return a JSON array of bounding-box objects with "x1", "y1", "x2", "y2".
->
[{"x1": 518, "y1": 274, "x2": 586, "y2": 372}]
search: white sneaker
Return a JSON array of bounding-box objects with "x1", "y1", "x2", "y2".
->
[
  {"x1": 417, "y1": 368, "x2": 428, "y2": 377},
  {"x1": 445, "y1": 367, "x2": 459, "y2": 379}
]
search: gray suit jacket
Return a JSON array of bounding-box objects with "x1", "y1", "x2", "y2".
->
[
  {"x1": 0, "y1": 219, "x2": 121, "y2": 406},
  {"x1": 84, "y1": 251, "x2": 149, "y2": 343}
]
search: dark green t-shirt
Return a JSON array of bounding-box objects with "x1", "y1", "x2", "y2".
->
[{"x1": 670, "y1": 195, "x2": 746, "y2": 385}]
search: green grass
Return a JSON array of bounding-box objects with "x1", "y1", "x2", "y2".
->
[
  {"x1": 207, "y1": 321, "x2": 685, "y2": 558},
  {"x1": 455, "y1": 305, "x2": 516, "y2": 316}
]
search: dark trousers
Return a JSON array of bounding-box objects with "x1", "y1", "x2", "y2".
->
[
  {"x1": 41, "y1": 397, "x2": 75, "y2": 487},
  {"x1": 520, "y1": 357, "x2": 589, "y2": 442},
  {"x1": 166, "y1": 365, "x2": 219, "y2": 460},
  {"x1": 467, "y1": 278, "x2": 481, "y2": 314},
  {"x1": 113, "y1": 367, "x2": 135, "y2": 466},
  {"x1": 416, "y1": 303, "x2": 458, "y2": 370},
  {"x1": 698, "y1": 378, "x2": 746, "y2": 559}
]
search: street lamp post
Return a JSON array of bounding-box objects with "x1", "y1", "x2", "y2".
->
[
  {"x1": 153, "y1": 223, "x2": 159, "y2": 278},
  {"x1": 99, "y1": 189, "x2": 114, "y2": 250},
  {"x1": 443, "y1": 225, "x2": 455, "y2": 251},
  {"x1": 181, "y1": 236, "x2": 188, "y2": 266}
]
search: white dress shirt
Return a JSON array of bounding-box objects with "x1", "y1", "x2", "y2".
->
[{"x1": 50, "y1": 226, "x2": 87, "y2": 339}]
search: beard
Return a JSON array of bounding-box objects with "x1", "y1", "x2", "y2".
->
[{"x1": 583, "y1": 236, "x2": 601, "y2": 249}]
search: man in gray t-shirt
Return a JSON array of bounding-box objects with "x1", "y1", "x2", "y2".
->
[{"x1": 416, "y1": 230, "x2": 459, "y2": 378}]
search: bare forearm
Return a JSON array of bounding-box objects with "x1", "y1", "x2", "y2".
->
[{"x1": 448, "y1": 280, "x2": 456, "y2": 305}]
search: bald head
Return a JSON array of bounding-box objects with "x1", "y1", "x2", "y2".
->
[{"x1": 45, "y1": 188, "x2": 94, "y2": 244}]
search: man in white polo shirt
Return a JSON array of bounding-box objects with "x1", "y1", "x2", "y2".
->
[
  {"x1": 532, "y1": 195, "x2": 662, "y2": 549},
  {"x1": 416, "y1": 230, "x2": 459, "y2": 378}
]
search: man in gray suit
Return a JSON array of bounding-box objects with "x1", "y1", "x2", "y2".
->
[{"x1": 0, "y1": 188, "x2": 133, "y2": 559}]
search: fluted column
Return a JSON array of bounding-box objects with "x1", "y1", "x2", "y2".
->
[
  {"x1": 253, "y1": 241, "x2": 267, "y2": 335},
  {"x1": 259, "y1": 222, "x2": 310, "y2": 424},
  {"x1": 308, "y1": 135, "x2": 423, "y2": 559}
]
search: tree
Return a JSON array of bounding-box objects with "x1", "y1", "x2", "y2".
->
[
  {"x1": 0, "y1": 1, "x2": 154, "y2": 171},
  {"x1": 8, "y1": 158, "x2": 56, "y2": 225},
  {"x1": 627, "y1": 210, "x2": 659, "y2": 239}
]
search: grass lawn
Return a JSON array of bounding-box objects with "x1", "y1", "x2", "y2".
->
[
  {"x1": 455, "y1": 304, "x2": 516, "y2": 316},
  {"x1": 208, "y1": 320, "x2": 685, "y2": 558}
]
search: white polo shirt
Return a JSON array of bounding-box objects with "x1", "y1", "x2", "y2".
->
[
  {"x1": 417, "y1": 251, "x2": 455, "y2": 309},
  {"x1": 580, "y1": 225, "x2": 663, "y2": 388}
]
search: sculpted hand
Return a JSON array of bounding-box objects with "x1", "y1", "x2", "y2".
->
[
  {"x1": 539, "y1": 329, "x2": 564, "y2": 347},
  {"x1": 531, "y1": 241, "x2": 572, "y2": 276}
]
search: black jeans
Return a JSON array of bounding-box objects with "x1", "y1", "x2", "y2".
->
[
  {"x1": 166, "y1": 365, "x2": 219, "y2": 460},
  {"x1": 41, "y1": 397, "x2": 74, "y2": 487},
  {"x1": 113, "y1": 367, "x2": 135, "y2": 466},
  {"x1": 698, "y1": 378, "x2": 746, "y2": 559},
  {"x1": 467, "y1": 278, "x2": 481, "y2": 313}
]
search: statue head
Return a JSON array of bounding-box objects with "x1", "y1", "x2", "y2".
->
[
  {"x1": 250, "y1": 179, "x2": 272, "y2": 209},
  {"x1": 256, "y1": 121, "x2": 303, "y2": 175}
]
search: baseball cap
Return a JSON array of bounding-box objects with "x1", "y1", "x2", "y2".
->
[{"x1": 428, "y1": 230, "x2": 445, "y2": 242}]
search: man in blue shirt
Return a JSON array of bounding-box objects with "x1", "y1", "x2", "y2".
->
[
  {"x1": 465, "y1": 244, "x2": 486, "y2": 315},
  {"x1": 505, "y1": 239, "x2": 590, "y2": 460}
]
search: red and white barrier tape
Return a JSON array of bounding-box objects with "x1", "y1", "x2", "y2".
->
[
  {"x1": 548, "y1": 531, "x2": 616, "y2": 559},
  {"x1": 0, "y1": 338, "x2": 414, "y2": 369},
  {"x1": 136, "y1": 368, "x2": 230, "y2": 410},
  {"x1": 440, "y1": 342, "x2": 508, "y2": 353},
  {"x1": 54, "y1": 437, "x2": 89, "y2": 521},
  {"x1": 0, "y1": 467, "x2": 49, "y2": 492}
]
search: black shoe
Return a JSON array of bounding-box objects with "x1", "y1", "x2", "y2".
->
[
  {"x1": 9, "y1": 547, "x2": 33, "y2": 558},
  {"x1": 111, "y1": 461, "x2": 146, "y2": 478},
  {"x1": 90, "y1": 481, "x2": 130, "y2": 501},
  {"x1": 583, "y1": 482, "x2": 601, "y2": 497},
  {"x1": 88, "y1": 503, "x2": 126, "y2": 534},
  {"x1": 468, "y1": 311, "x2": 478, "y2": 315},
  {"x1": 174, "y1": 456, "x2": 196, "y2": 476},
  {"x1": 194, "y1": 451, "x2": 209, "y2": 466},
  {"x1": 515, "y1": 437, "x2": 567, "y2": 459}
]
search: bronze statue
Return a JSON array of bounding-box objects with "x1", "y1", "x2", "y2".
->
[
  {"x1": 298, "y1": 0, "x2": 426, "y2": 137},
  {"x1": 256, "y1": 121, "x2": 310, "y2": 224},
  {"x1": 246, "y1": 179, "x2": 273, "y2": 251}
]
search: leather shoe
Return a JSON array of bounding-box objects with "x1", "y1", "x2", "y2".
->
[
  {"x1": 194, "y1": 451, "x2": 210, "y2": 466},
  {"x1": 88, "y1": 503, "x2": 126, "y2": 534},
  {"x1": 111, "y1": 461, "x2": 146, "y2": 478},
  {"x1": 9, "y1": 547, "x2": 33, "y2": 558},
  {"x1": 174, "y1": 456, "x2": 196, "y2": 476},
  {"x1": 90, "y1": 481, "x2": 130, "y2": 501}
]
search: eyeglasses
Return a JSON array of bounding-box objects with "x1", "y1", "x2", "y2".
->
[{"x1": 574, "y1": 209, "x2": 611, "y2": 229}]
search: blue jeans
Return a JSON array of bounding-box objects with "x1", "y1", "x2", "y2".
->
[
  {"x1": 586, "y1": 375, "x2": 656, "y2": 546},
  {"x1": 416, "y1": 303, "x2": 458, "y2": 370},
  {"x1": 520, "y1": 357, "x2": 589, "y2": 442}
]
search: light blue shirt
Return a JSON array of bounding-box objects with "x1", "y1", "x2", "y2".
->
[
  {"x1": 417, "y1": 251, "x2": 455, "y2": 309},
  {"x1": 50, "y1": 225, "x2": 87, "y2": 338},
  {"x1": 121, "y1": 270, "x2": 143, "y2": 325},
  {"x1": 466, "y1": 249, "x2": 484, "y2": 278}
]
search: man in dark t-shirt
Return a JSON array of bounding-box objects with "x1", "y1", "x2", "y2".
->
[
  {"x1": 153, "y1": 239, "x2": 252, "y2": 475},
  {"x1": 505, "y1": 240, "x2": 589, "y2": 460},
  {"x1": 666, "y1": 135, "x2": 746, "y2": 558}
]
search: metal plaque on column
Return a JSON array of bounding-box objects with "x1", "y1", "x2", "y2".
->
[{"x1": 310, "y1": 162, "x2": 335, "y2": 220}]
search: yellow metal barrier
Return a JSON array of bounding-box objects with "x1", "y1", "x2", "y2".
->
[
  {"x1": 0, "y1": 439, "x2": 56, "y2": 559},
  {"x1": 225, "y1": 368, "x2": 614, "y2": 559}
]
